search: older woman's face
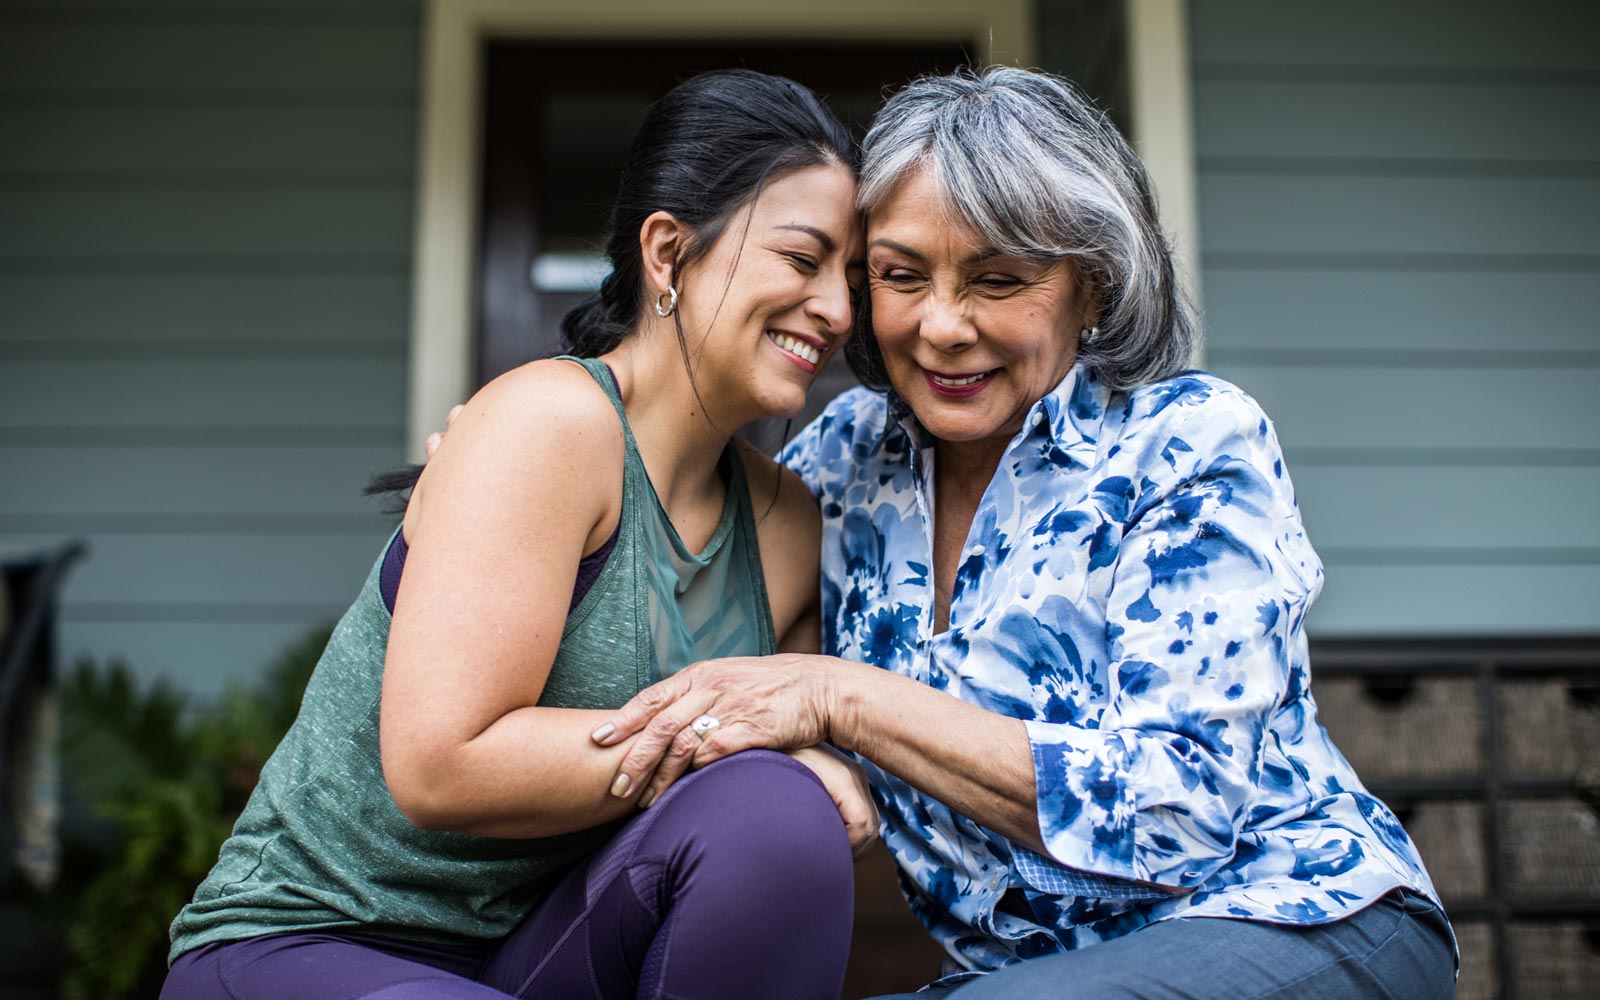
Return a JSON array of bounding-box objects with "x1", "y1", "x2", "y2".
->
[{"x1": 866, "y1": 168, "x2": 1092, "y2": 452}]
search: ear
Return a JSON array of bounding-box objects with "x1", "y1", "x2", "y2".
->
[{"x1": 638, "y1": 211, "x2": 685, "y2": 298}]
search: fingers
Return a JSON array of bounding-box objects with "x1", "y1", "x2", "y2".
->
[
  {"x1": 844, "y1": 800, "x2": 881, "y2": 860},
  {"x1": 604, "y1": 688, "x2": 717, "y2": 803},
  {"x1": 424, "y1": 405, "x2": 465, "y2": 460},
  {"x1": 637, "y1": 724, "x2": 710, "y2": 808},
  {"x1": 591, "y1": 673, "x2": 691, "y2": 748}
]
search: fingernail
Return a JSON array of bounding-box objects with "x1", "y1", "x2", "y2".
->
[
  {"x1": 638, "y1": 787, "x2": 658, "y2": 809},
  {"x1": 610, "y1": 772, "x2": 631, "y2": 798},
  {"x1": 591, "y1": 722, "x2": 615, "y2": 744}
]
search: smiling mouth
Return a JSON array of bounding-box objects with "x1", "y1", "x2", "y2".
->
[
  {"x1": 767, "y1": 332, "x2": 821, "y2": 366},
  {"x1": 929, "y1": 371, "x2": 993, "y2": 388}
]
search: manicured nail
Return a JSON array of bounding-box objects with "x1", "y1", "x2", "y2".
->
[
  {"x1": 592, "y1": 722, "x2": 616, "y2": 744},
  {"x1": 639, "y1": 787, "x2": 658, "y2": 809},
  {"x1": 610, "y1": 772, "x2": 631, "y2": 798}
]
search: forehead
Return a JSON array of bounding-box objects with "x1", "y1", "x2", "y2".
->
[
  {"x1": 748, "y1": 162, "x2": 859, "y2": 231},
  {"x1": 866, "y1": 167, "x2": 987, "y2": 255}
]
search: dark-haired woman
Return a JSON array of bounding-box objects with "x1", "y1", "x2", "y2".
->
[{"x1": 160, "y1": 69, "x2": 871, "y2": 1000}]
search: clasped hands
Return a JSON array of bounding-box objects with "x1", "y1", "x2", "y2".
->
[{"x1": 590, "y1": 654, "x2": 878, "y2": 859}]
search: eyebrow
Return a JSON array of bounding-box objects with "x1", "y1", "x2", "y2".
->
[
  {"x1": 869, "y1": 238, "x2": 1002, "y2": 268},
  {"x1": 777, "y1": 224, "x2": 836, "y2": 253}
]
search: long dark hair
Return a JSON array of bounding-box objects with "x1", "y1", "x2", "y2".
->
[{"x1": 369, "y1": 69, "x2": 856, "y2": 505}]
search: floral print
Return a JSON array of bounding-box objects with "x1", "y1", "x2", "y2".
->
[{"x1": 780, "y1": 362, "x2": 1444, "y2": 973}]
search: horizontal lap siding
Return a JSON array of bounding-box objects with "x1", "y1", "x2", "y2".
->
[
  {"x1": 0, "y1": 0, "x2": 420, "y2": 695},
  {"x1": 1189, "y1": 0, "x2": 1600, "y2": 636}
]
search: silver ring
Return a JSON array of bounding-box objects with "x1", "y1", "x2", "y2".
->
[{"x1": 690, "y1": 714, "x2": 720, "y2": 740}]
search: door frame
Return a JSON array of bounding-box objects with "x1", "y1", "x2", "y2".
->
[{"x1": 407, "y1": 0, "x2": 1197, "y2": 453}]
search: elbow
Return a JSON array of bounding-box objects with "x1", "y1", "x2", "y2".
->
[{"x1": 382, "y1": 749, "x2": 466, "y2": 832}]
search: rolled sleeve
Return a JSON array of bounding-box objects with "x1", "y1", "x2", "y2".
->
[{"x1": 1023, "y1": 393, "x2": 1315, "y2": 894}]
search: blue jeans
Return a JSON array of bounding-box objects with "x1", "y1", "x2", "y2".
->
[
  {"x1": 869, "y1": 889, "x2": 1454, "y2": 1000},
  {"x1": 161, "y1": 751, "x2": 854, "y2": 1000}
]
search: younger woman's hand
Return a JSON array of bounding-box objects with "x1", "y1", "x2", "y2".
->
[
  {"x1": 787, "y1": 745, "x2": 880, "y2": 861},
  {"x1": 424, "y1": 403, "x2": 465, "y2": 460}
]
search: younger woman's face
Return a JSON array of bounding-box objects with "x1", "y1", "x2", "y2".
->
[{"x1": 678, "y1": 162, "x2": 864, "y2": 423}]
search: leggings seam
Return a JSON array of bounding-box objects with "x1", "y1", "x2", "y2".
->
[
  {"x1": 214, "y1": 945, "x2": 250, "y2": 1000},
  {"x1": 512, "y1": 853, "x2": 668, "y2": 997}
]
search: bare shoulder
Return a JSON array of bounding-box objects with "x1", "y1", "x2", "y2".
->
[
  {"x1": 407, "y1": 359, "x2": 624, "y2": 537},
  {"x1": 473, "y1": 358, "x2": 623, "y2": 441}
]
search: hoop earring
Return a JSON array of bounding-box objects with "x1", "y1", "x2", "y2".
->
[
  {"x1": 655, "y1": 285, "x2": 678, "y2": 318},
  {"x1": 1080, "y1": 325, "x2": 1100, "y2": 343}
]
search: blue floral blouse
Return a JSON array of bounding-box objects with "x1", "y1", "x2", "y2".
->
[{"x1": 780, "y1": 362, "x2": 1445, "y2": 974}]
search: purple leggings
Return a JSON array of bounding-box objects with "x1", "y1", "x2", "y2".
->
[{"x1": 161, "y1": 750, "x2": 854, "y2": 1000}]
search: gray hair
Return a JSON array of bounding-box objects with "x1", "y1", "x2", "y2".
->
[{"x1": 850, "y1": 66, "x2": 1197, "y2": 391}]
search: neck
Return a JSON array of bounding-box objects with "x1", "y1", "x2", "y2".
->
[
  {"x1": 934, "y1": 435, "x2": 1008, "y2": 500},
  {"x1": 601, "y1": 325, "x2": 735, "y2": 507}
]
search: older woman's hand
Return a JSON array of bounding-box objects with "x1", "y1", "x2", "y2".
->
[{"x1": 591, "y1": 653, "x2": 838, "y2": 807}]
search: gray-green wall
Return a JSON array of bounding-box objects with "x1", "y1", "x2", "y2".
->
[
  {"x1": 0, "y1": 0, "x2": 421, "y2": 698},
  {"x1": 1190, "y1": 0, "x2": 1599, "y2": 635},
  {"x1": 3, "y1": 0, "x2": 1594, "y2": 702}
]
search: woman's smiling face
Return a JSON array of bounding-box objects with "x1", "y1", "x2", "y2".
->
[
  {"x1": 866, "y1": 167, "x2": 1092, "y2": 450},
  {"x1": 678, "y1": 161, "x2": 864, "y2": 423}
]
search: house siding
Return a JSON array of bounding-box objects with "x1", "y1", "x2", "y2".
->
[
  {"x1": 5, "y1": 0, "x2": 1593, "y2": 705},
  {"x1": 0, "y1": 0, "x2": 422, "y2": 698},
  {"x1": 1189, "y1": 0, "x2": 1600, "y2": 635}
]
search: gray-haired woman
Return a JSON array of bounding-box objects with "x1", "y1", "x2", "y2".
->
[{"x1": 586, "y1": 67, "x2": 1457, "y2": 998}]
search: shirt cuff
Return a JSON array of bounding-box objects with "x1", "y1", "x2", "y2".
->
[{"x1": 1024, "y1": 719, "x2": 1143, "y2": 886}]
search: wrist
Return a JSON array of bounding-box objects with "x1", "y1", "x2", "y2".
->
[{"x1": 817, "y1": 656, "x2": 862, "y2": 752}]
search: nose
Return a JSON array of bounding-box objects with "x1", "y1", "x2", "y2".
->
[
  {"x1": 919, "y1": 288, "x2": 977, "y2": 353},
  {"x1": 805, "y1": 265, "x2": 854, "y2": 339}
]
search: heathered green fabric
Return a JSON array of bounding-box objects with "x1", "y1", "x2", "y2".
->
[{"x1": 169, "y1": 358, "x2": 775, "y2": 962}]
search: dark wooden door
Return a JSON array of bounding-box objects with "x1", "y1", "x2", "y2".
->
[{"x1": 476, "y1": 43, "x2": 971, "y2": 435}]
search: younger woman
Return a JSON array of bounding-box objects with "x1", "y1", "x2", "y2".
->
[{"x1": 161, "y1": 69, "x2": 873, "y2": 1000}]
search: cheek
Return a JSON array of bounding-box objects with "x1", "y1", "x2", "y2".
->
[{"x1": 869, "y1": 290, "x2": 917, "y2": 344}]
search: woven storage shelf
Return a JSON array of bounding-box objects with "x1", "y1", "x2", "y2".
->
[
  {"x1": 1500, "y1": 799, "x2": 1600, "y2": 901},
  {"x1": 1315, "y1": 676, "x2": 1482, "y2": 781},
  {"x1": 1313, "y1": 638, "x2": 1600, "y2": 1000},
  {"x1": 1496, "y1": 679, "x2": 1600, "y2": 781},
  {"x1": 1506, "y1": 921, "x2": 1600, "y2": 1000},
  {"x1": 1401, "y1": 801, "x2": 1488, "y2": 901}
]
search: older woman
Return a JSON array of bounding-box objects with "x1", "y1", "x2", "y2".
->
[{"x1": 592, "y1": 68, "x2": 1456, "y2": 998}]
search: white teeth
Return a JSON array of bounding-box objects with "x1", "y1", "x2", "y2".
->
[
  {"x1": 768, "y1": 332, "x2": 820, "y2": 366},
  {"x1": 931, "y1": 372, "x2": 989, "y2": 387}
]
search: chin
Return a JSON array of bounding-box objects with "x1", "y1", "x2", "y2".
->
[{"x1": 754, "y1": 383, "x2": 811, "y2": 422}]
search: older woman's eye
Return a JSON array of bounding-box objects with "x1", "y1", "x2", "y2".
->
[
  {"x1": 972, "y1": 275, "x2": 1027, "y2": 295},
  {"x1": 874, "y1": 267, "x2": 922, "y2": 286}
]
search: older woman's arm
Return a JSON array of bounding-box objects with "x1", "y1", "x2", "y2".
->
[{"x1": 600, "y1": 389, "x2": 1314, "y2": 895}]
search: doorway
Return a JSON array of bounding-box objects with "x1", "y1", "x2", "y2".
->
[{"x1": 474, "y1": 42, "x2": 971, "y2": 432}]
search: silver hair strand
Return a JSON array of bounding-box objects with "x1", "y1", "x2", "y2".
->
[{"x1": 855, "y1": 66, "x2": 1198, "y2": 391}]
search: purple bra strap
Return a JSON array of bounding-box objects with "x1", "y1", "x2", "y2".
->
[{"x1": 380, "y1": 525, "x2": 620, "y2": 616}]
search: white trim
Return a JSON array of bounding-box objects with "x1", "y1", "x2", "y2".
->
[
  {"x1": 1125, "y1": 0, "x2": 1202, "y2": 357},
  {"x1": 408, "y1": 0, "x2": 1035, "y2": 457}
]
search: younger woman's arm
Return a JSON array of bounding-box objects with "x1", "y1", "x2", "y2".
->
[{"x1": 380, "y1": 361, "x2": 642, "y2": 838}]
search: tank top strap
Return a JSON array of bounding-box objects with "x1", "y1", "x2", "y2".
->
[
  {"x1": 556, "y1": 355, "x2": 639, "y2": 453},
  {"x1": 724, "y1": 446, "x2": 779, "y2": 656}
]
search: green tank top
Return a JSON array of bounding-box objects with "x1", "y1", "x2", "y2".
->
[{"x1": 169, "y1": 357, "x2": 776, "y2": 961}]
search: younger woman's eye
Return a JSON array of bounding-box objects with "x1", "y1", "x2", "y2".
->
[{"x1": 785, "y1": 252, "x2": 819, "y2": 272}]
